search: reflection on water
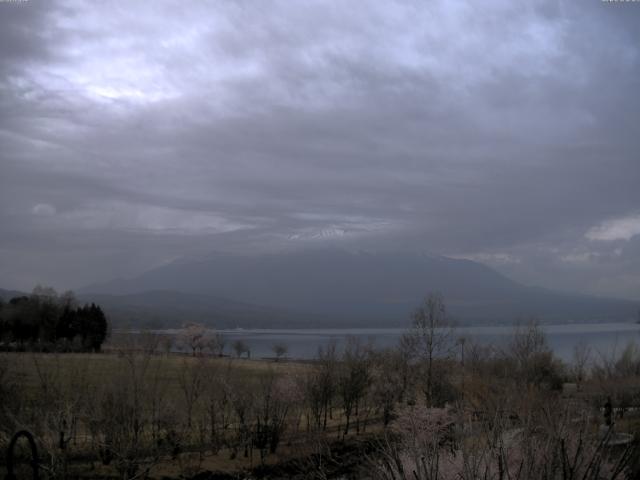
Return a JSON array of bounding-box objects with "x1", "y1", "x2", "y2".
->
[{"x1": 162, "y1": 323, "x2": 640, "y2": 362}]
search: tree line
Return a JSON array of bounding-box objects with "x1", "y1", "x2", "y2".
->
[{"x1": 0, "y1": 286, "x2": 108, "y2": 352}]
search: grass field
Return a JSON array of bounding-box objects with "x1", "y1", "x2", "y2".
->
[
  {"x1": 0, "y1": 350, "x2": 372, "y2": 479},
  {"x1": 5, "y1": 331, "x2": 640, "y2": 479},
  {"x1": 6, "y1": 350, "x2": 310, "y2": 391}
]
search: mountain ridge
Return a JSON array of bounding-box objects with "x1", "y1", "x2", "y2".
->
[
  {"x1": 0, "y1": 287, "x2": 330, "y2": 329},
  {"x1": 78, "y1": 249, "x2": 639, "y2": 326}
]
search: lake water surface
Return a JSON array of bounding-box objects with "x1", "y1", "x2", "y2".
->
[{"x1": 194, "y1": 323, "x2": 640, "y2": 362}]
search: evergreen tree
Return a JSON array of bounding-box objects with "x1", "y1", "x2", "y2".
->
[{"x1": 0, "y1": 289, "x2": 109, "y2": 352}]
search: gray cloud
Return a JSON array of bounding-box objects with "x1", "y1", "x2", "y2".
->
[{"x1": 0, "y1": 0, "x2": 639, "y2": 299}]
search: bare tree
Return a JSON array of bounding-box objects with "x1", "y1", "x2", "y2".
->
[
  {"x1": 178, "y1": 357, "x2": 207, "y2": 429},
  {"x1": 508, "y1": 320, "x2": 563, "y2": 388},
  {"x1": 26, "y1": 354, "x2": 90, "y2": 479},
  {"x1": 253, "y1": 371, "x2": 299, "y2": 462},
  {"x1": 203, "y1": 361, "x2": 233, "y2": 454},
  {"x1": 179, "y1": 324, "x2": 207, "y2": 356},
  {"x1": 317, "y1": 341, "x2": 337, "y2": 430},
  {"x1": 159, "y1": 333, "x2": 174, "y2": 356},
  {"x1": 293, "y1": 430, "x2": 339, "y2": 480},
  {"x1": 205, "y1": 332, "x2": 226, "y2": 357},
  {"x1": 371, "y1": 349, "x2": 405, "y2": 427},
  {"x1": 396, "y1": 334, "x2": 417, "y2": 404},
  {"x1": 370, "y1": 405, "x2": 455, "y2": 480},
  {"x1": 571, "y1": 340, "x2": 591, "y2": 385},
  {"x1": 138, "y1": 329, "x2": 161, "y2": 355},
  {"x1": 338, "y1": 337, "x2": 372, "y2": 436},
  {"x1": 272, "y1": 342, "x2": 288, "y2": 361},
  {"x1": 225, "y1": 374, "x2": 254, "y2": 459},
  {"x1": 300, "y1": 342, "x2": 337, "y2": 433},
  {"x1": 509, "y1": 319, "x2": 548, "y2": 363},
  {"x1": 232, "y1": 339, "x2": 250, "y2": 358},
  {"x1": 403, "y1": 292, "x2": 454, "y2": 406},
  {"x1": 59, "y1": 290, "x2": 77, "y2": 310},
  {"x1": 0, "y1": 354, "x2": 19, "y2": 452},
  {"x1": 87, "y1": 350, "x2": 171, "y2": 480}
]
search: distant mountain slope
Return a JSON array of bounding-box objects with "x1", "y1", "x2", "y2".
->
[
  {"x1": 0, "y1": 288, "x2": 27, "y2": 301},
  {"x1": 0, "y1": 286, "x2": 326, "y2": 329},
  {"x1": 81, "y1": 249, "x2": 639, "y2": 326},
  {"x1": 81, "y1": 290, "x2": 326, "y2": 329}
]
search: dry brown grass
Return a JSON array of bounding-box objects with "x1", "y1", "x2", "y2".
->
[
  {"x1": 4, "y1": 351, "x2": 310, "y2": 395},
  {"x1": 0, "y1": 351, "x2": 336, "y2": 478}
]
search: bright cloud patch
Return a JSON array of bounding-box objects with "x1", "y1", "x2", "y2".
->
[
  {"x1": 586, "y1": 214, "x2": 640, "y2": 242},
  {"x1": 449, "y1": 252, "x2": 521, "y2": 265},
  {"x1": 286, "y1": 218, "x2": 395, "y2": 242},
  {"x1": 32, "y1": 203, "x2": 56, "y2": 216},
  {"x1": 59, "y1": 202, "x2": 254, "y2": 235}
]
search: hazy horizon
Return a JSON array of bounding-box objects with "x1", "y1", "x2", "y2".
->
[{"x1": 1, "y1": 1, "x2": 640, "y2": 301}]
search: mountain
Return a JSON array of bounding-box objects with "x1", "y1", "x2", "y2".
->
[
  {"x1": 80, "y1": 249, "x2": 639, "y2": 327},
  {"x1": 0, "y1": 288, "x2": 28, "y2": 301},
  {"x1": 0, "y1": 286, "x2": 320, "y2": 329},
  {"x1": 81, "y1": 290, "x2": 326, "y2": 329}
]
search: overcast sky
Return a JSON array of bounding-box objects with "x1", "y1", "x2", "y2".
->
[{"x1": 1, "y1": 0, "x2": 639, "y2": 299}]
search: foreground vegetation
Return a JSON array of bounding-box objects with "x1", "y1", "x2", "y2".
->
[{"x1": 2, "y1": 294, "x2": 640, "y2": 479}]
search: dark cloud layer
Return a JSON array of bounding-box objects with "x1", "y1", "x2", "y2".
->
[{"x1": 1, "y1": 0, "x2": 639, "y2": 299}]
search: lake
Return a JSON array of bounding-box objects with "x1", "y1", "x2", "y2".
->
[{"x1": 174, "y1": 323, "x2": 640, "y2": 363}]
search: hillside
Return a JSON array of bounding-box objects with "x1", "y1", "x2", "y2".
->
[
  {"x1": 80, "y1": 249, "x2": 639, "y2": 326},
  {"x1": 0, "y1": 288, "x2": 28, "y2": 301},
  {"x1": 83, "y1": 290, "x2": 326, "y2": 329}
]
